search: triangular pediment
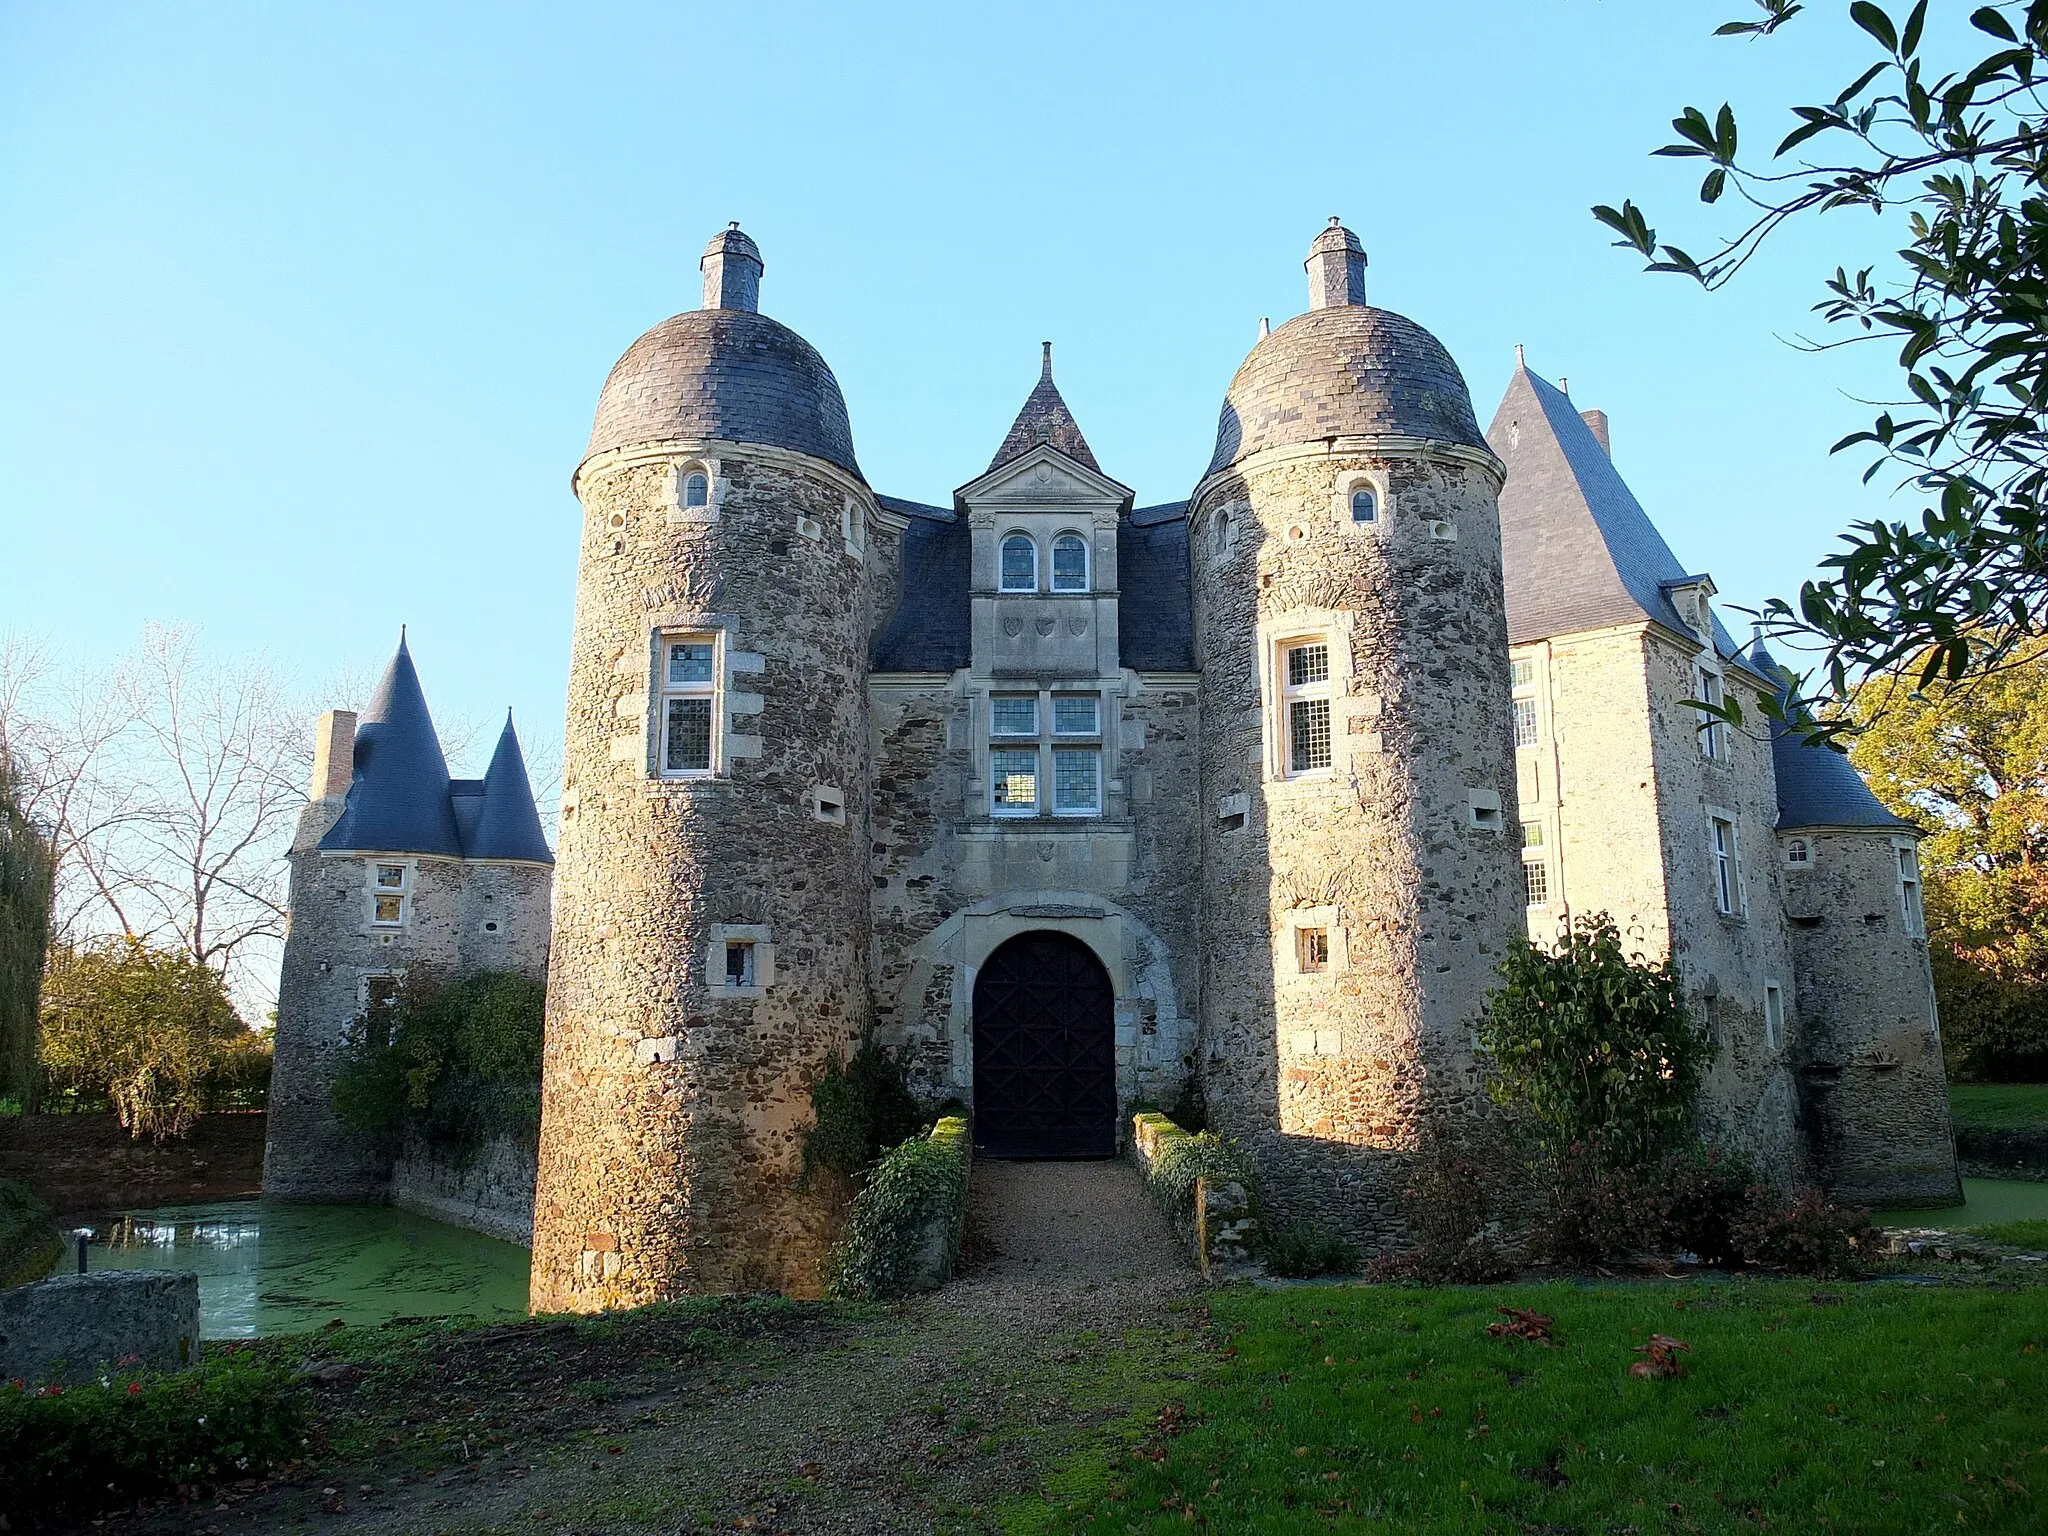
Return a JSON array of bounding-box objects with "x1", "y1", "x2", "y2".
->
[{"x1": 956, "y1": 442, "x2": 1132, "y2": 510}]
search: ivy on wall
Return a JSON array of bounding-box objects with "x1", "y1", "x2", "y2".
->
[{"x1": 827, "y1": 1116, "x2": 970, "y2": 1301}]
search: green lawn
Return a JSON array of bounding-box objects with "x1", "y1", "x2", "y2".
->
[
  {"x1": 1973, "y1": 1219, "x2": 2048, "y2": 1249},
  {"x1": 1950, "y1": 1083, "x2": 2048, "y2": 1130},
  {"x1": 1045, "y1": 1281, "x2": 2048, "y2": 1535}
]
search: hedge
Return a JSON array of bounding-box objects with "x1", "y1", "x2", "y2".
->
[{"x1": 827, "y1": 1116, "x2": 971, "y2": 1300}]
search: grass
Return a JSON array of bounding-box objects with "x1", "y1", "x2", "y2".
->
[
  {"x1": 1950, "y1": 1083, "x2": 2048, "y2": 1130},
  {"x1": 1052, "y1": 1280, "x2": 2048, "y2": 1535},
  {"x1": 1971, "y1": 1218, "x2": 2048, "y2": 1249}
]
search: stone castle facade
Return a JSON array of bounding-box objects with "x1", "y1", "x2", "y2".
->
[{"x1": 272, "y1": 220, "x2": 1959, "y2": 1301}]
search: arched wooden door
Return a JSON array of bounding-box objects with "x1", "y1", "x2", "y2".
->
[{"x1": 972, "y1": 931, "x2": 1117, "y2": 1158}]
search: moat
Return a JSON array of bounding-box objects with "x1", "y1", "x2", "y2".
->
[{"x1": 71, "y1": 1199, "x2": 529, "y2": 1337}]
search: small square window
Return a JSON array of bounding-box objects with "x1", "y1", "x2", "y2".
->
[
  {"x1": 668, "y1": 642, "x2": 714, "y2": 684},
  {"x1": 1297, "y1": 926, "x2": 1329, "y2": 973},
  {"x1": 991, "y1": 749, "x2": 1038, "y2": 815},
  {"x1": 1053, "y1": 748, "x2": 1100, "y2": 814},
  {"x1": 374, "y1": 864, "x2": 407, "y2": 890},
  {"x1": 725, "y1": 941, "x2": 756, "y2": 989},
  {"x1": 372, "y1": 894, "x2": 405, "y2": 926},
  {"x1": 1287, "y1": 643, "x2": 1330, "y2": 688},
  {"x1": 1511, "y1": 658, "x2": 1535, "y2": 690},
  {"x1": 1053, "y1": 694, "x2": 1099, "y2": 735},
  {"x1": 1513, "y1": 697, "x2": 1539, "y2": 748},
  {"x1": 991, "y1": 695, "x2": 1037, "y2": 736},
  {"x1": 1521, "y1": 821, "x2": 1545, "y2": 849}
]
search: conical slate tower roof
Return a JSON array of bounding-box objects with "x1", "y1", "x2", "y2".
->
[
  {"x1": 1742, "y1": 639, "x2": 1916, "y2": 833},
  {"x1": 989, "y1": 344, "x2": 1100, "y2": 473},
  {"x1": 320, "y1": 634, "x2": 462, "y2": 857},
  {"x1": 469, "y1": 713, "x2": 554, "y2": 864},
  {"x1": 1487, "y1": 361, "x2": 1710, "y2": 645}
]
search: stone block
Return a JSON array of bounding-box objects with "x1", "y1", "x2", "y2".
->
[{"x1": 0, "y1": 1270, "x2": 200, "y2": 1384}]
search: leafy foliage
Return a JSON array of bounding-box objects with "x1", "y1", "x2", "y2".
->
[
  {"x1": 1850, "y1": 647, "x2": 2048, "y2": 1077},
  {"x1": 0, "y1": 746, "x2": 54, "y2": 1111},
  {"x1": 827, "y1": 1116, "x2": 970, "y2": 1301},
  {"x1": 1139, "y1": 1121, "x2": 1255, "y2": 1220},
  {"x1": 801, "y1": 1038, "x2": 926, "y2": 1181},
  {"x1": 1263, "y1": 1222, "x2": 1360, "y2": 1278},
  {"x1": 37, "y1": 937, "x2": 250, "y2": 1140},
  {"x1": 0, "y1": 1177, "x2": 62, "y2": 1287},
  {"x1": 1731, "y1": 1186, "x2": 1882, "y2": 1277},
  {"x1": 329, "y1": 970, "x2": 544, "y2": 1160},
  {"x1": 1366, "y1": 1129, "x2": 1517, "y2": 1284},
  {"x1": 0, "y1": 1352, "x2": 308, "y2": 1528},
  {"x1": 1600, "y1": 1, "x2": 2048, "y2": 702},
  {"x1": 1477, "y1": 913, "x2": 1712, "y2": 1171}
]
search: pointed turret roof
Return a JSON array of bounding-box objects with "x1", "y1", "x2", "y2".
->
[
  {"x1": 1741, "y1": 639, "x2": 1916, "y2": 833},
  {"x1": 988, "y1": 343, "x2": 1100, "y2": 473},
  {"x1": 320, "y1": 634, "x2": 462, "y2": 857},
  {"x1": 469, "y1": 713, "x2": 554, "y2": 863},
  {"x1": 1487, "y1": 359, "x2": 1753, "y2": 667}
]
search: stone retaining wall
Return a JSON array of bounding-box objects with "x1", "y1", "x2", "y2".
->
[
  {"x1": 389, "y1": 1132, "x2": 537, "y2": 1246},
  {"x1": 0, "y1": 1113, "x2": 266, "y2": 1217},
  {"x1": 1127, "y1": 1112, "x2": 1258, "y2": 1277}
]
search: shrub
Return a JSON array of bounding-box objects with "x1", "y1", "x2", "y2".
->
[
  {"x1": 1366, "y1": 1131, "x2": 1516, "y2": 1284},
  {"x1": 802, "y1": 1038, "x2": 926, "y2": 1181},
  {"x1": 330, "y1": 970, "x2": 544, "y2": 1161},
  {"x1": 0, "y1": 1352, "x2": 308, "y2": 1527},
  {"x1": 38, "y1": 939, "x2": 249, "y2": 1139},
  {"x1": 1265, "y1": 1222, "x2": 1360, "y2": 1278},
  {"x1": 828, "y1": 1117, "x2": 971, "y2": 1300},
  {"x1": 0, "y1": 1177, "x2": 62, "y2": 1287},
  {"x1": 1142, "y1": 1125, "x2": 1254, "y2": 1219},
  {"x1": 1529, "y1": 1142, "x2": 1669, "y2": 1268},
  {"x1": 1733, "y1": 1187, "x2": 1881, "y2": 1279},
  {"x1": 1656, "y1": 1144, "x2": 1758, "y2": 1267},
  {"x1": 1477, "y1": 913, "x2": 1711, "y2": 1171}
]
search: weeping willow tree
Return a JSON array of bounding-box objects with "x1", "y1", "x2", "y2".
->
[{"x1": 0, "y1": 746, "x2": 55, "y2": 1113}]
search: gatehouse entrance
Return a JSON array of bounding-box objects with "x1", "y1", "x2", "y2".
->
[{"x1": 971, "y1": 930, "x2": 1117, "y2": 1158}]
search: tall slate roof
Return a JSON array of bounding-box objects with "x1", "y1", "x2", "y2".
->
[
  {"x1": 1207, "y1": 305, "x2": 1487, "y2": 476},
  {"x1": 320, "y1": 637, "x2": 554, "y2": 864},
  {"x1": 584, "y1": 308, "x2": 862, "y2": 480},
  {"x1": 870, "y1": 498, "x2": 969, "y2": 672},
  {"x1": 989, "y1": 345, "x2": 1100, "y2": 473},
  {"x1": 1743, "y1": 639, "x2": 1917, "y2": 833},
  {"x1": 1118, "y1": 503, "x2": 1195, "y2": 671},
  {"x1": 1487, "y1": 361, "x2": 1752, "y2": 668}
]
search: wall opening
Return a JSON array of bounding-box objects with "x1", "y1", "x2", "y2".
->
[{"x1": 971, "y1": 930, "x2": 1116, "y2": 1158}]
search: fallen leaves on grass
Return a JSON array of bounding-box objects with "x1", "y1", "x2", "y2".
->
[
  {"x1": 1628, "y1": 1335, "x2": 1691, "y2": 1380},
  {"x1": 1486, "y1": 1308, "x2": 1556, "y2": 1345}
]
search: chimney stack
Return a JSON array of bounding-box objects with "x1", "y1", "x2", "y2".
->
[
  {"x1": 311, "y1": 710, "x2": 358, "y2": 801},
  {"x1": 701, "y1": 223, "x2": 763, "y2": 313},
  {"x1": 1306, "y1": 218, "x2": 1367, "y2": 310},
  {"x1": 1580, "y1": 408, "x2": 1611, "y2": 456}
]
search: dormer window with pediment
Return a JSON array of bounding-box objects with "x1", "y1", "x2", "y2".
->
[{"x1": 1051, "y1": 532, "x2": 1089, "y2": 592}]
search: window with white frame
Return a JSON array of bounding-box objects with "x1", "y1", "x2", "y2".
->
[
  {"x1": 1897, "y1": 841, "x2": 1926, "y2": 937},
  {"x1": 1053, "y1": 747, "x2": 1100, "y2": 815},
  {"x1": 1513, "y1": 697, "x2": 1539, "y2": 749},
  {"x1": 991, "y1": 693, "x2": 1037, "y2": 738},
  {"x1": 681, "y1": 468, "x2": 710, "y2": 509},
  {"x1": 999, "y1": 534, "x2": 1037, "y2": 592},
  {"x1": 1521, "y1": 821, "x2": 1550, "y2": 906},
  {"x1": 1785, "y1": 837, "x2": 1812, "y2": 869},
  {"x1": 724, "y1": 940, "x2": 757, "y2": 989},
  {"x1": 1349, "y1": 487, "x2": 1378, "y2": 525},
  {"x1": 1282, "y1": 641, "x2": 1333, "y2": 775},
  {"x1": 1764, "y1": 982, "x2": 1785, "y2": 1051},
  {"x1": 1710, "y1": 813, "x2": 1740, "y2": 916},
  {"x1": 369, "y1": 862, "x2": 411, "y2": 928},
  {"x1": 991, "y1": 747, "x2": 1038, "y2": 815},
  {"x1": 1694, "y1": 666, "x2": 1727, "y2": 759},
  {"x1": 1511, "y1": 657, "x2": 1535, "y2": 689},
  {"x1": 1052, "y1": 694, "x2": 1098, "y2": 736},
  {"x1": 659, "y1": 634, "x2": 719, "y2": 776},
  {"x1": 987, "y1": 688, "x2": 1103, "y2": 819},
  {"x1": 1051, "y1": 533, "x2": 1089, "y2": 592},
  {"x1": 1297, "y1": 926, "x2": 1329, "y2": 973}
]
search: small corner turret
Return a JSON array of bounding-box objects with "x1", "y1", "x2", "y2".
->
[{"x1": 701, "y1": 222, "x2": 763, "y2": 313}]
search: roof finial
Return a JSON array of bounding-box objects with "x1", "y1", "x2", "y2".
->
[
  {"x1": 1329, "y1": 215, "x2": 1342, "y2": 228},
  {"x1": 1514, "y1": 343, "x2": 1525, "y2": 367},
  {"x1": 1041, "y1": 340, "x2": 1053, "y2": 380},
  {"x1": 1258, "y1": 316, "x2": 1270, "y2": 340}
]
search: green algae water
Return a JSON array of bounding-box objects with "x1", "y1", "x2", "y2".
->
[
  {"x1": 1873, "y1": 1176, "x2": 2048, "y2": 1229},
  {"x1": 71, "y1": 1200, "x2": 529, "y2": 1338}
]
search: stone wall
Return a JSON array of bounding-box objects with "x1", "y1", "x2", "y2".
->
[
  {"x1": 0, "y1": 1112, "x2": 266, "y2": 1217},
  {"x1": 0, "y1": 1271, "x2": 199, "y2": 1385},
  {"x1": 1785, "y1": 828, "x2": 1959, "y2": 1205},
  {"x1": 389, "y1": 1131, "x2": 537, "y2": 1246},
  {"x1": 532, "y1": 443, "x2": 876, "y2": 1307},
  {"x1": 1190, "y1": 442, "x2": 1524, "y2": 1253}
]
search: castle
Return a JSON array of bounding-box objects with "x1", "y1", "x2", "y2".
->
[{"x1": 269, "y1": 219, "x2": 1960, "y2": 1301}]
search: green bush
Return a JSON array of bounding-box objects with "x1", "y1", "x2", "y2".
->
[
  {"x1": 1139, "y1": 1119, "x2": 1254, "y2": 1219},
  {"x1": 1478, "y1": 913, "x2": 1711, "y2": 1172},
  {"x1": 1264, "y1": 1222, "x2": 1359, "y2": 1278},
  {"x1": 330, "y1": 970, "x2": 544, "y2": 1161},
  {"x1": 0, "y1": 1177, "x2": 62, "y2": 1287},
  {"x1": 37, "y1": 939, "x2": 249, "y2": 1140},
  {"x1": 1732, "y1": 1187, "x2": 1880, "y2": 1279},
  {"x1": 802, "y1": 1038, "x2": 926, "y2": 1181},
  {"x1": 828, "y1": 1116, "x2": 970, "y2": 1301},
  {"x1": 0, "y1": 1352, "x2": 308, "y2": 1527}
]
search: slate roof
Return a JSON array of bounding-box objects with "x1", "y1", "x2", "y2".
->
[
  {"x1": 1743, "y1": 640, "x2": 1917, "y2": 833},
  {"x1": 320, "y1": 637, "x2": 554, "y2": 864},
  {"x1": 1206, "y1": 305, "x2": 1487, "y2": 476},
  {"x1": 1119, "y1": 503, "x2": 1195, "y2": 671},
  {"x1": 870, "y1": 497, "x2": 969, "y2": 672},
  {"x1": 989, "y1": 346, "x2": 1100, "y2": 473},
  {"x1": 584, "y1": 308, "x2": 862, "y2": 479},
  {"x1": 1487, "y1": 362, "x2": 1754, "y2": 670}
]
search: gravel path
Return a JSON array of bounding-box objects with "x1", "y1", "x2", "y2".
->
[{"x1": 148, "y1": 1159, "x2": 1205, "y2": 1536}]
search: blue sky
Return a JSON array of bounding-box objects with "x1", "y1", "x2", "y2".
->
[{"x1": 0, "y1": 1, "x2": 1927, "y2": 774}]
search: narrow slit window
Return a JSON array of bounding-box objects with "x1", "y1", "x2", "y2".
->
[
  {"x1": 1764, "y1": 983, "x2": 1785, "y2": 1051},
  {"x1": 1051, "y1": 533, "x2": 1089, "y2": 591},
  {"x1": 1053, "y1": 748, "x2": 1100, "y2": 815},
  {"x1": 660, "y1": 635, "x2": 718, "y2": 776},
  {"x1": 991, "y1": 749, "x2": 1038, "y2": 816},
  {"x1": 1711, "y1": 815, "x2": 1739, "y2": 916},
  {"x1": 1282, "y1": 640, "x2": 1333, "y2": 776},
  {"x1": 1898, "y1": 843, "x2": 1926, "y2": 937},
  {"x1": 999, "y1": 534, "x2": 1037, "y2": 592},
  {"x1": 1695, "y1": 668, "x2": 1726, "y2": 759}
]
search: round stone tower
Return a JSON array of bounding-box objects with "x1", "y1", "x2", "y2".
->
[
  {"x1": 1190, "y1": 220, "x2": 1525, "y2": 1249},
  {"x1": 531, "y1": 225, "x2": 877, "y2": 1308}
]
